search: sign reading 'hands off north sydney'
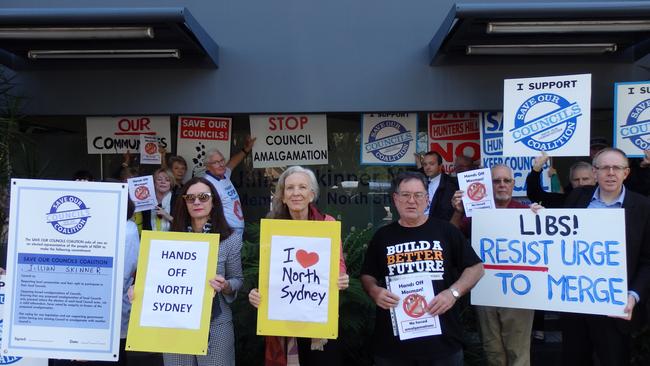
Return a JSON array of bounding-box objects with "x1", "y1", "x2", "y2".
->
[{"x1": 503, "y1": 74, "x2": 591, "y2": 157}]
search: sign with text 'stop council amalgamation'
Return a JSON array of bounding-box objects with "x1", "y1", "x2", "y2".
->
[{"x1": 503, "y1": 74, "x2": 591, "y2": 157}]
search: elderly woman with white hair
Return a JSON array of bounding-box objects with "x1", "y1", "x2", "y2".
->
[{"x1": 248, "y1": 166, "x2": 349, "y2": 366}]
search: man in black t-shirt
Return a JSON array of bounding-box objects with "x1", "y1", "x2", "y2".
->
[{"x1": 361, "y1": 171, "x2": 484, "y2": 366}]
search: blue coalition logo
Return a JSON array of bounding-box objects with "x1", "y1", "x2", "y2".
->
[
  {"x1": 45, "y1": 195, "x2": 91, "y2": 235},
  {"x1": 510, "y1": 93, "x2": 582, "y2": 151},
  {"x1": 365, "y1": 120, "x2": 413, "y2": 162},
  {"x1": 621, "y1": 99, "x2": 650, "y2": 150}
]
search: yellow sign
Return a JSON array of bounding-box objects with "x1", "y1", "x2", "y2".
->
[
  {"x1": 126, "y1": 230, "x2": 220, "y2": 354},
  {"x1": 257, "y1": 219, "x2": 341, "y2": 339}
]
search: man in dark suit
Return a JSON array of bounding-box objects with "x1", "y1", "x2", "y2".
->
[
  {"x1": 419, "y1": 151, "x2": 458, "y2": 221},
  {"x1": 563, "y1": 147, "x2": 650, "y2": 366}
]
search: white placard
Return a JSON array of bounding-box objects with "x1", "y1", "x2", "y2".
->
[
  {"x1": 480, "y1": 112, "x2": 551, "y2": 197},
  {"x1": 457, "y1": 168, "x2": 494, "y2": 217},
  {"x1": 3, "y1": 179, "x2": 127, "y2": 361},
  {"x1": 503, "y1": 74, "x2": 591, "y2": 157},
  {"x1": 427, "y1": 112, "x2": 481, "y2": 174},
  {"x1": 267, "y1": 236, "x2": 331, "y2": 323},
  {"x1": 614, "y1": 81, "x2": 650, "y2": 157},
  {"x1": 86, "y1": 116, "x2": 171, "y2": 154},
  {"x1": 471, "y1": 209, "x2": 627, "y2": 316},
  {"x1": 139, "y1": 240, "x2": 210, "y2": 329},
  {"x1": 140, "y1": 134, "x2": 162, "y2": 165},
  {"x1": 177, "y1": 116, "x2": 232, "y2": 181},
  {"x1": 127, "y1": 176, "x2": 157, "y2": 213},
  {"x1": 386, "y1": 273, "x2": 441, "y2": 341},
  {"x1": 361, "y1": 113, "x2": 417, "y2": 165},
  {"x1": 250, "y1": 114, "x2": 328, "y2": 168}
]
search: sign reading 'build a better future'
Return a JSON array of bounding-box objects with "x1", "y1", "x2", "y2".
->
[{"x1": 249, "y1": 114, "x2": 328, "y2": 168}]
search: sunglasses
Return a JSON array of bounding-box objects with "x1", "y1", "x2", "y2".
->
[{"x1": 182, "y1": 192, "x2": 212, "y2": 203}]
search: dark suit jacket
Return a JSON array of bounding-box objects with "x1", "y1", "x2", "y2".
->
[
  {"x1": 526, "y1": 169, "x2": 568, "y2": 208},
  {"x1": 564, "y1": 185, "x2": 650, "y2": 327},
  {"x1": 427, "y1": 173, "x2": 458, "y2": 221}
]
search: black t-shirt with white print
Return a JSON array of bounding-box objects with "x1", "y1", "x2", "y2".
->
[{"x1": 361, "y1": 217, "x2": 481, "y2": 360}]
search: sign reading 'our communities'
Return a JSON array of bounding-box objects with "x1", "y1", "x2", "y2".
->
[
  {"x1": 503, "y1": 74, "x2": 591, "y2": 157},
  {"x1": 614, "y1": 81, "x2": 650, "y2": 157},
  {"x1": 361, "y1": 113, "x2": 417, "y2": 165},
  {"x1": 86, "y1": 116, "x2": 171, "y2": 154},
  {"x1": 471, "y1": 209, "x2": 627, "y2": 316}
]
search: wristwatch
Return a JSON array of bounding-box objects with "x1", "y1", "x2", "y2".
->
[{"x1": 449, "y1": 287, "x2": 461, "y2": 299}]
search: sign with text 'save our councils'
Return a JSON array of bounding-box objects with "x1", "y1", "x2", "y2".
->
[
  {"x1": 249, "y1": 114, "x2": 328, "y2": 168},
  {"x1": 361, "y1": 113, "x2": 417, "y2": 165},
  {"x1": 86, "y1": 116, "x2": 171, "y2": 154},
  {"x1": 614, "y1": 81, "x2": 650, "y2": 157},
  {"x1": 503, "y1": 74, "x2": 591, "y2": 157},
  {"x1": 471, "y1": 209, "x2": 627, "y2": 316},
  {"x1": 257, "y1": 219, "x2": 340, "y2": 339},
  {"x1": 177, "y1": 116, "x2": 232, "y2": 182},
  {"x1": 127, "y1": 230, "x2": 219, "y2": 355},
  {"x1": 4, "y1": 179, "x2": 128, "y2": 361}
]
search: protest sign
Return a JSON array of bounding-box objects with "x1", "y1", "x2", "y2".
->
[
  {"x1": 480, "y1": 112, "x2": 550, "y2": 197},
  {"x1": 3, "y1": 179, "x2": 127, "y2": 361},
  {"x1": 427, "y1": 112, "x2": 480, "y2": 174},
  {"x1": 177, "y1": 116, "x2": 232, "y2": 181},
  {"x1": 249, "y1": 114, "x2": 328, "y2": 168},
  {"x1": 457, "y1": 168, "x2": 494, "y2": 217},
  {"x1": 257, "y1": 219, "x2": 340, "y2": 339},
  {"x1": 127, "y1": 230, "x2": 219, "y2": 355},
  {"x1": 127, "y1": 175, "x2": 157, "y2": 213},
  {"x1": 471, "y1": 209, "x2": 627, "y2": 316},
  {"x1": 140, "y1": 134, "x2": 161, "y2": 165},
  {"x1": 86, "y1": 116, "x2": 170, "y2": 154},
  {"x1": 614, "y1": 81, "x2": 650, "y2": 157},
  {"x1": 386, "y1": 273, "x2": 441, "y2": 341},
  {"x1": 503, "y1": 74, "x2": 591, "y2": 157},
  {"x1": 361, "y1": 113, "x2": 417, "y2": 165}
]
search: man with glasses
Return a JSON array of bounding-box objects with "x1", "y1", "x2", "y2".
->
[
  {"x1": 562, "y1": 147, "x2": 650, "y2": 365},
  {"x1": 361, "y1": 171, "x2": 484, "y2": 366},
  {"x1": 202, "y1": 136, "x2": 256, "y2": 240},
  {"x1": 450, "y1": 165, "x2": 534, "y2": 366}
]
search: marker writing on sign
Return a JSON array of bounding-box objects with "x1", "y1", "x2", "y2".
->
[
  {"x1": 519, "y1": 214, "x2": 579, "y2": 236},
  {"x1": 280, "y1": 247, "x2": 327, "y2": 305},
  {"x1": 151, "y1": 252, "x2": 197, "y2": 313}
]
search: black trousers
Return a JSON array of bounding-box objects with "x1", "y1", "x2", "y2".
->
[{"x1": 562, "y1": 313, "x2": 630, "y2": 366}]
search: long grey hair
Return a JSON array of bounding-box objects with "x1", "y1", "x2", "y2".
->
[{"x1": 267, "y1": 166, "x2": 319, "y2": 219}]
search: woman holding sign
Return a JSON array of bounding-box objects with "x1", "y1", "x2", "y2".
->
[
  {"x1": 166, "y1": 177, "x2": 244, "y2": 366},
  {"x1": 142, "y1": 168, "x2": 176, "y2": 232},
  {"x1": 249, "y1": 166, "x2": 349, "y2": 366}
]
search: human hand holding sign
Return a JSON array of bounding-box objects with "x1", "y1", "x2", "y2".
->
[
  {"x1": 369, "y1": 286, "x2": 400, "y2": 310},
  {"x1": 426, "y1": 289, "x2": 456, "y2": 316},
  {"x1": 533, "y1": 151, "x2": 549, "y2": 172},
  {"x1": 209, "y1": 274, "x2": 232, "y2": 295}
]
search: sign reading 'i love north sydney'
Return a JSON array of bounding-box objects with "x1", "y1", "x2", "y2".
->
[{"x1": 503, "y1": 74, "x2": 591, "y2": 157}]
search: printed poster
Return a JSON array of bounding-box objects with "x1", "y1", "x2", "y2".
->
[
  {"x1": 86, "y1": 116, "x2": 170, "y2": 154},
  {"x1": 177, "y1": 116, "x2": 232, "y2": 182},
  {"x1": 386, "y1": 273, "x2": 441, "y2": 341},
  {"x1": 427, "y1": 112, "x2": 480, "y2": 174},
  {"x1": 257, "y1": 219, "x2": 341, "y2": 339},
  {"x1": 3, "y1": 179, "x2": 127, "y2": 361},
  {"x1": 250, "y1": 115, "x2": 328, "y2": 168},
  {"x1": 127, "y1": 230, "x2": 219, "y2": 355},
  {"x1": 471, "y1": 209, "x2": 627, "y2": 316},
  {"x1": 361, "y1": 113, "x2": 417, "y2": 165},
  {"x1": 457, "y1": 168, "x2": 494, "y2": 217},
  {"x1": 614, "y1": 81, "x2": 650, "y2": 157},
  {"x1": 503, "y1": 74, "x2": 591, "y2": 157},
  {"x1": 480, "y1": 112, "x2": 551, "y2": 197},
  {"x1": 140, "y1": 134, "x2": 161, "y2": 165},
  {"x1": 127, "y1": 175, "x2": 157, "y2": 213}
]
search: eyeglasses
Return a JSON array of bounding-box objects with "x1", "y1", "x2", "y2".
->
[
  {"x1": 594, "y1": 165, "x2": 628, "y2": 173},
  {"x1": 182, "y1": 192, "x2": 212, "y2": 203},
  {"x1": 492, "y1": 178, "x2": 514, "y2": 185},
  {"x1": 396, "y1": 191, "x2": 428, "y2": 201},
  {"x1": 207, "y1": 159, "x2": 226, "y2": 166}
]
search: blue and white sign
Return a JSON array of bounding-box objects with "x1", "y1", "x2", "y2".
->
[
  {"x1": 480, "y1": 112, "x2": 551, "y2": 197},
  {"x1": 471, "y1": 208, "x2": 627, "y2": 316},
  {"x1": 614, "y1": 81, "x2": 650, "y2": 157},
  {"x1": 361, "y1": 113, "x2": 417, "y2": 165},
  {"x1": 503, "y1": 74, "x2": 591, "y2": 157},
  {"x1": 3, "y1": 179, "x2": 127, "y2": 361}
]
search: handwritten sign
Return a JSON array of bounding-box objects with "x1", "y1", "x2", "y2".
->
[
  {"x1": 457, "y1": 168, "x2": 494, "y2": 217},
  {"x1": 427, "y1": 112, "x2": 480, "y2": 174},
  {"x1": 86, "y1": 116, "x2": 170, "y2": 154},
  {"x1": 257, "y1": 219, "x2": 340, "y2": 339},
  {"x1": 127, "y1": 230, "x2": 219, "y2": 355},
  {"x1": 127, "y1": 175, "x2": 156, "y2": 213},
  {"x1": 614, "y1": 81, "x2": 650, "y2": 157},
  {"x1": 361, "y1": 113, "x2": 417, "y2": 165},
  {"x1": 177, "y1": 116, "x2": 232, "y2": 181},
  {"x1": 471, "y1": 209, "x2": 627, "y2": 316},
  {"x1": 249, "y1": 114, "x2": 328, "y2": 168},
  {"x1": 503, "y1": 74, "x2": 591, "y2": 157}
]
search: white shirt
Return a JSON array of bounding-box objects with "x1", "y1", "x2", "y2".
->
[{"x1": 424, "y1": 174, "x2": 441, "y2": 216}]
